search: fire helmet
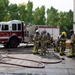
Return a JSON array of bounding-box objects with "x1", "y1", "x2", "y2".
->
[
  {"x1": 43, "y1": 30, "x2": 46, "y2": 33},
  {"x1": 36, "y1": 29, "x2": 39, "y2": 33},
  {"x1": 70, "y1": 29, "x2": 74, "y2": 35},
  {"x1": 62, "y1": 31, "x2": 66, "y2": 36}
]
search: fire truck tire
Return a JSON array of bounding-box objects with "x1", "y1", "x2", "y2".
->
[{"x1": 9, "y1": 39, "x2": 19, "y2": 48}]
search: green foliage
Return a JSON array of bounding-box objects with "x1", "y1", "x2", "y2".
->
[
  {"x1": 0, "y1": 0, "x2": 73, "y2": 38},
  {"x1": 18, "y1": 3, "x2": 27, "y2": 21},
  {"x1": 46, "y1": 7, "x2": 73, "y2": 38},
  {"x1": 9, "y1": 4, "x2": 19, "y2": 20},
  {"x1": 59, "y1": 10, "x2": 73, "y2": 38},
  {"x1": 33, "y1": 6, "x2": 45, "y2": 25},
  {"x1": 47, "y1": 6, "x2": 59, "y2": 26},
  {"x1": 0, "y1": 0, "x2": 9, "y2": 21},
  {"x1": 26, "y1": 1, "x2": 33, "y2": 23}
]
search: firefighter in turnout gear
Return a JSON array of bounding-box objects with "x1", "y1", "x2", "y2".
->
[
  {"x1": 68, "y1": 30, "x2": 75, "y2": 57},
  {"x1": 40, "y1": 30, "x2": 48, "y2": 56},
  {"x1": 33, "y1": 30, "x2": 40, "y2": 54},
  {"x1": 54, "y1": 37, "x2": 60, "y2": 52},
  {"x1": 46, "y1": 33, "x2": 51, "y2": 48},
  {"x1": 59, "y1": 31, "x2": 66, "y2": 56}
]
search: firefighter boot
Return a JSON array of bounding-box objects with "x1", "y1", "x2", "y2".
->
[
  {"x1": 59, "y1": 47, "x2": 64, "y2": 56},
  {"x1": 67, "y1": 48, "x2": 74, "y2": 58}
]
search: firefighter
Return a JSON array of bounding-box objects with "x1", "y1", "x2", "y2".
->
[
  {"x1": 59, "y1": 31, "x2": 66, "y2": 56},
  {"x1": 54, "y1": 37, "x2": 60, "y2": 52},
  {"x1": 39, "y1": 31, "x2": 43, "y2": 48},
  {"x1": 46, "y1": 33, "x2": 51, "y2": 48},
  {"x1": 40, "y1": 30, "x2": 48, "y2": 56},
  {"x1": 33, "y1": 30, "x2": 40, "y2": 54},
  {"x1": 50, "y1": 37, "x2": 54, "y2": 47},
  {"x1": 54, "y1": 40, "x2": 58, "y2": 52},
  {"x1": 57, "y1": 37, "x2": 60, "y2": 52},
  {"x1": 68, "y1": 30, "x2": 75, "y2": 57},
  {"x1": 35, "y1": 26, "x2": 38, "y2": 32}
]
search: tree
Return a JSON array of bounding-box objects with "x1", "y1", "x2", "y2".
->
[
  {"x1": 0, "y1": 0, "x2": 9, "y2": 21},
  {"x1": 8, "y1": 4, "x2": 19, "y2": 20},
  {"x1": 57, "y1": 11, "x2": 66, "y2": 32},
  {"x1": 39, "y1": 6, "x2": 46, "y2": 25},
  {"x1": 33, "y1": 6, "x2": 45, "y2": 25},
  {"x1": 66, "y1": 10, "x2": 73, "y2": 38},
  {"x1": 47, "y1": 6, "x2": 59, "y2": 26},
  {"x1": 18, "y1": 3, "x2": 27, "y2": 21},
  {"x1": 26, "y1": 1, "x2": 33, "y2": 24},
  {"x1": 65, "y1": 10, "x2": 73, "y2": 30},
  {"x1": 57, "y1": 10, "x2": 73, "y2": 38}
]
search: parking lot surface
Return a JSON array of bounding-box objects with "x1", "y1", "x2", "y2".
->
[{"x1": 0, "y1": 44, "x2": 75, "y2": 75}]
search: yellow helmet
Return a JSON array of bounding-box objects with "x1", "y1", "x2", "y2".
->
[{"x1": 62, "y1": 31, "x2": 66, "y2": 36}]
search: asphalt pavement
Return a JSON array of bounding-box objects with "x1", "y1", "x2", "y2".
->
[{"x1": 0, "y1": 44, "x2": 74, "y2": 75}]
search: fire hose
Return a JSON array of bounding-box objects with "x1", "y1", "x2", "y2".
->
[
  {"x1": 4, "y1": 54, "x2": 62, "y2": 64},
  {"x1": 0, "y1": 54, "x2": 62, "y2": 68},
  {"x1": 0, "y1": 56, "x2": 45, "y2": 68}
]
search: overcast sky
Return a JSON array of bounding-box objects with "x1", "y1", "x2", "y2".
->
[{"x1": 9, "y1": 0, "x2": 73, "y2": 12}]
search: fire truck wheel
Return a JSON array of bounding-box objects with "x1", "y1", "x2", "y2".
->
[{"x1": 9, "y1": 39, "x2": 19, "y2": 48}]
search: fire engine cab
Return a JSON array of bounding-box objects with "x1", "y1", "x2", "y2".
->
[{"x1": 0, "y1": 20, "x2": 26, "y2": 48}]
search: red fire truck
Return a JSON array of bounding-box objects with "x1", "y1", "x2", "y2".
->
[
  {"x1": 0, "y1": 20, "x2": 30, "y2": 48},
  {"x1": 0, "y1": 20, "x2": 60, "y2": 48}
]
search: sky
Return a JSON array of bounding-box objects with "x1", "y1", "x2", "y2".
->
[{"x1": 9, "y1": 0, "x2": 73, "y2": 12}]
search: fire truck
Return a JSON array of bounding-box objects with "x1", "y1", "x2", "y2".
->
[
  {"x1": 0, "y1": 20, "x2": 36, "y2": 48},
  {"x1": 38, "y1": 25, "x2": 60, "y2": 40},
  {"x1": 0, "y1": 20, "x2": 60, "y2": 48}
]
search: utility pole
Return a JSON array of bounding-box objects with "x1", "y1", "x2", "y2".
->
[{"x1": 73, "y1": 0, "x2": 75, "y2": 33}]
